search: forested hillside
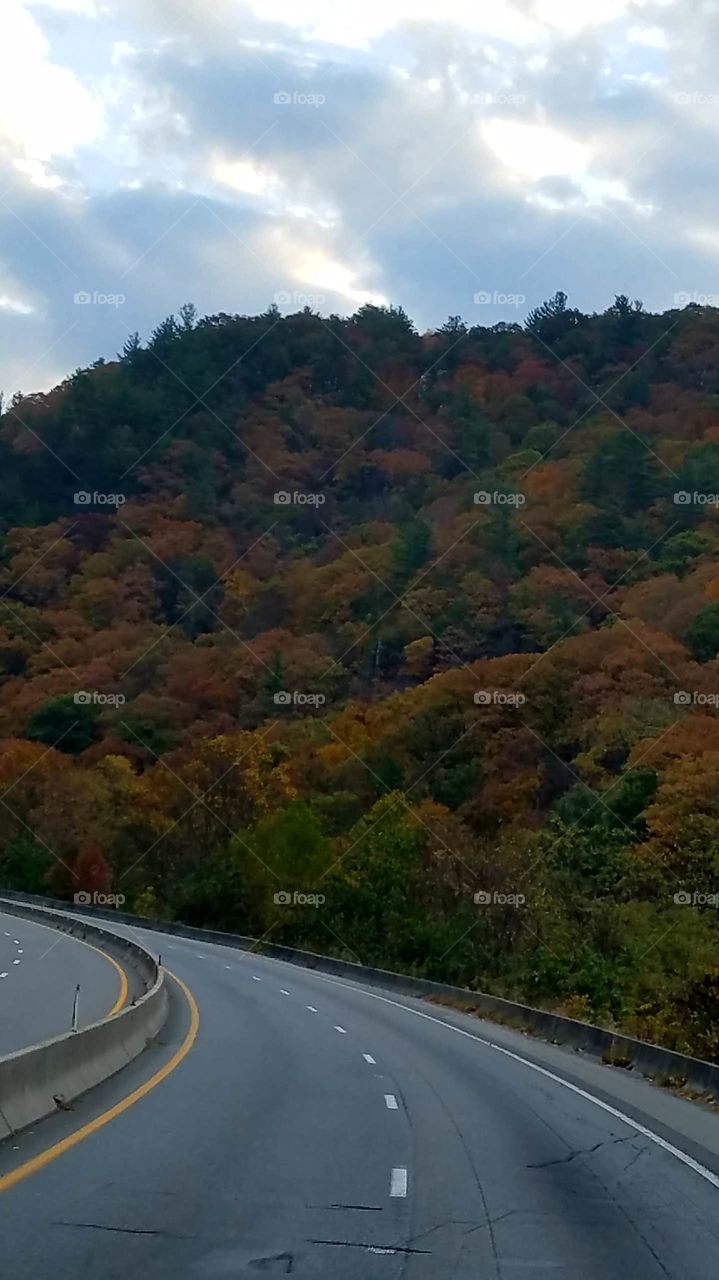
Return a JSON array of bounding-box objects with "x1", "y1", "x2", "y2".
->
[{"x1": 3, "y1": 292, "x2": 719, "y2": 1057}]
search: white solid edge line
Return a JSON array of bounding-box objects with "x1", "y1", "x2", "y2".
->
[
  {"x1": 312, "y1": 973, "x2": 719, "y2": 1193},
  {"x1": 390, "y1": 1167, "x2": 407, "y2": 1197},
  {"x1": 363, "y1": 1053, "x2": 376, "y2": 1064},
  {"x1": 385, "y1": 1094, "x2": 398, "y2": 1110},
  {"x1": 334, "y1": 1024, "x2": 347, "y2": 1034}
]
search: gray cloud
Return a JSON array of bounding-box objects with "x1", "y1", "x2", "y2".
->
[{"x1": 1, "y1": 0, "x2": 717, "y2": 395}]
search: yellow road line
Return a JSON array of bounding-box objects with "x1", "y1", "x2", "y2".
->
[
  {"x1": 1, "y1": 911, "x2": 129, "y2": 1019},
  {"x1": 79, "y1": 939, "x2": 128, "y2": 1018},
  {"x1": 0, "y1": 968, "x2": 199, "y2": 1195}
]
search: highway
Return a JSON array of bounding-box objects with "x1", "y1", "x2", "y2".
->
[
  {"x1": 0, "y1": 908, "x2": 127, "y2": 1055},
  {"x1": 1, "y1": 916, "x2": 719, "y2": 1277}
]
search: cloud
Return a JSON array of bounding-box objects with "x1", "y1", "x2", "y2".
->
[{"x1": 2, "y1": 0, "x2": 719, "y2": 397}]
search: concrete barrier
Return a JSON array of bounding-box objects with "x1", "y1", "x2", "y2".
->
[
  {"x1": 0, "y1": 899, "x2": 168, "y2": 1138},
  {"x1": 2, "y1": 889, "x2": 719, "y2": 1099}
]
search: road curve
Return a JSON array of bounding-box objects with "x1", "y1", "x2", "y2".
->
[
  {"x1": 0, "y1": 909, "x2": 127, "y2": 1055},
  {"x1": 1, "y1": 917, "x2": 719, "y2": 1277}
]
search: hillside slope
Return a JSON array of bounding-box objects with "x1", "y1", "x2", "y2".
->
[{"x1": 2, "y1": 292, "x2": 719, "y2": 1057}]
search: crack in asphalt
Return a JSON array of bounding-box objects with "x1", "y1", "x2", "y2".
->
[
  {"x1": 527, "y1": 1133, "x2": 641, "y2": 1169},
  {"x1": 309, "y1": 1238, "x2": 432, "y2": 1255},
  {"x1": 54, "y1": 1221, "x2": 192, "y2": 1238}
]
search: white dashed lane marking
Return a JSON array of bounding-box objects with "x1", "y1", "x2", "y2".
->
[
  {"x1": 384, "y1": 1095, "x2": 398, "y2": 1110},
  {"x1": 334, "y1": 1025, "x2": 347, "y2": 1034},
  {"x1": 280, "y1": 989, "x2": 290, "y2": 996},
  {"x1": 252, "y1": 976, "x2": 262, "y2": 982},
  {"x1": 362, "y1": 1053, "x2": 376, "y2": 1064},
  {"x1": 307, "y1": 1005, "x2": 318, "y2": 1013},
  {"x1": 390, "y1": 1168, "x2": 408, "y2": 1197}
]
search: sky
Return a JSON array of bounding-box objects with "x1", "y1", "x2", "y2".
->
[{"x1": 0, "y1": 0, "x2": 717, "y2": 396}]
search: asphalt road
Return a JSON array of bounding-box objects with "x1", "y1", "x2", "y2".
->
[
  {"x1": 1, "y1": 917, "x2": 719, "y2": 1277},
  {"x1": 0, "y1": 909, "x2": 126, "y2": 1055}
]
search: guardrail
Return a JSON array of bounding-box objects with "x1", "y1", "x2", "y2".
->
[
  {"x1": 0, "y1": 899, "x2": 168, "y2": 1137},
  {"x1": 2, "y1": 889, "x2": 719, "y2": 1100}
]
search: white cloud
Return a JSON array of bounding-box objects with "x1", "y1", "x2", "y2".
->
[
  {"x1": 0, "y1": 0, "x2": 717, "y2": 398},
  {"x1": 481, "y1": 120, "x2": 588, "y2": 181},
  {"x1": 0, "y1": 1, "x2": 103, "y2": 167},
  {"x1": 627, "y1": 25, "x2": 669, "y2": 49},
  {"x1": 212, "y1": 157, "x2": 277, "y2": 199},
  {"x1": 0, "y1": 295, "x2": 34, "y2": 315},
  {"x1": 295, "y1": 250, "x2": 388, "y2": 306}
]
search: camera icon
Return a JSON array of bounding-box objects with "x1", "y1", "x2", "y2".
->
[
  {"x1": 74, "y1": 491, "x2": 92, "y2": 505},
  {"x1": 73, "y1": 291, "x2": 92, "y2": 305},
  {"x1": 274, "y1": 91, "x2": 292, "y2": 104},
  {"x1": 273, "y1": 291, "x2": 292, "y2": 305},
  {"x1": 473, "y1": 291, "x2": 492, "y2": 305},
  {"x1": 474, "y1": 890, "x2": 492, "y2": 905},
  {"x1": 474, "y1": 691, "x2": 492, "y2": 705},
  {"x1": 673, "y1": 491, "x2": 691, "y2": 505},
  {"x1": 674, "y1": 891, "x2": 692, "y2": 905},
  {"x1": 274, "y1": 491, "x2": 291, "y2": 505},
  {"x1": 674, "y1": 690, "x2": 692, "y2": 706},
  {"x1": 473, "y1": 491, "x2": 492, "y2": 505},
  {"x1": 274, "y1": 690, "x2": 292, "y2": 705},
  {"x1": 74, "y1": 890, "x2": 92, "y2": 905},
  {"x1": 274, "y1": 890, "x2": 292, "y2": 905},
  {"x1": 73, "y1": 690, "x2": 92, "y2": 705}
]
